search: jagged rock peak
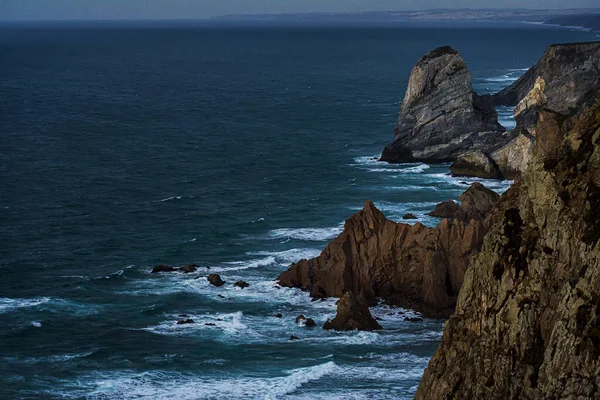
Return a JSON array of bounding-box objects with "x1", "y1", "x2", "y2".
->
[
  {"x1": 278, "y1": 185, "x2": 501, "y2": 317},
  {"x1": 322, "y1": 291, "x2": 382, "y2": 331},
  {"x1": 380, "y1": 46, "x2": 505, "y2": 163}
]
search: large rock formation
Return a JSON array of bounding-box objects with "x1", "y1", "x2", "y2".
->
[
  {"x1": 494, "y1": 42, "x2": 600, "y2": 114},
  {"x1": 278, "y1": 183, "x2": 500, "y2": 317},
  {"x1": 416, "y1": 95, "x2": 600, "y2": 399},
  {"x1": 380, "y1": 46, "x2": 506, "y2": 163},
  {"x1": 450, "y1": 42, "x2": 600, "y2": 180}
]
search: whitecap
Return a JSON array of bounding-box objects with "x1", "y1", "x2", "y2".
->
[
  {"x1": 247, "y1": 248, "x2": 321, "y2": 264},
  {"x1": 268, "y1": 226, "x2": 343, "y2": 242},
  {"x1": 154, "y1": 196, "x2": 183, "y2": 203},
  {"x1": 2, "y1": 352, "x2": 93, "y2": 364},
  {"x1": 212, "y1": 256, "x2": 278, "y2": 272},
  {"x1": 31, "y1": 321, "x2": 42, "y2": 328}
]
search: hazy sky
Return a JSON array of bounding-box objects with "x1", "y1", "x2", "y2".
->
[{"x1": 1, "y1": 0, "x2": 598, "y2": 20}]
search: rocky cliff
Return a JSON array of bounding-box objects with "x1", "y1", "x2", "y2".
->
[
  {"x1": 380, "y1": 46, "x2": 506, "y2": 163},
  {"x1": 278, "y1": 183, "x2": 500, "y2": 317},
  {"x1": 450, "y1": 42, "x2": 600, "y2": 180},
  {"x1": 415, "y1": 94, "x2": 600, "y2": 399}
]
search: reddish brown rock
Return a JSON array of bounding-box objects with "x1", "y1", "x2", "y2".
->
[
  {"x1": 426, "y1": 200, "x2": 461, "y2": 219},
  {"x1": 278, "y1": 184, "x2": 501, "y2": 317},
  {"x1": 322, "y1": 291, "x2": 382, "y2": 331}
]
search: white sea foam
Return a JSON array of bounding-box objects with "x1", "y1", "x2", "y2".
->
[
  {"x1": 212, "y1": 256, "x2": 278, "y2": 272},
  {"x1": 351, "y1": 156, "x2": 431, "y2": 175},
  {"x1": 247, "y1": 248, "x2": 322, "y2": 264},
  {"x1": 2, "y1": 352, "x2": 93, "y2": 364},
  {"x1": 268, "y1": 226, "x2": 343, "y2": 242},
  {"x1": 31, "y1": 321, "x2": 42, "y2": 328},
  {"x1": 0, "y1": 297, "x2": 52, "y2": 314},
  {"x1": 80, "y1": 362, "x2": 339, "y2": 400},
  {"x1": 73, "y1": 356, "x2": 428, "y2": 399},
  {"x1": 482, "y1": 75, "x2": 519, "y2": 83}
]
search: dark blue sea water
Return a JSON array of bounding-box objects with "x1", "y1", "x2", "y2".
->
[{"x1": 1, "y1": 21, "x2": 597, "y2": 399}]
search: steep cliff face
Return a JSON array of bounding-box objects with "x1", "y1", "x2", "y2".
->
[
  {"x1": 380, "y1": 46, "x2": 506, "y2": 163},
  {"x1": 416, "y1": 96, "x2": 600, "y2": 399},
  {"x1": 278, "y1": 184, "x2": 500, "y2": 317},
  {"x1": 451, "y1": 42, "x2": 600, "y2": 180},
  {"x1": 494, "y1": 42, "x2": 600, "y2": 113}
]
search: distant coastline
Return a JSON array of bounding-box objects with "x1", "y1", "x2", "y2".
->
[{"x1": 211, "y1": 8, "x2": 600, "y2": 25}]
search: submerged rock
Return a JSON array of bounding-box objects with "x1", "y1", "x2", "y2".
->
[
  {"x1": 380, "y1": 46, "x2": 505, "y2": 163},
  {"x1": 151, "y1": 264, "x2": 176, "y2": 273},
  {"x1": 402, "y1": 213, "x2": 418, "y2": 220},
  {"x1": 323, "y1": 291, "x2": 382, "y2": 331},
  {"x1": 274, "y1": 313, "x2": 283, "y2": 318},
  {"x1": 295, "y1": 314, "x2": 306, "y2": 323},
  {"x1": 288, "y1": 335, "x2": 300, "y2": 341},
  {"x1": 176, "y1": 319, "x2": 195, "y2": 325},
  {"x1": 207, "y1": 274, "x2": 226, "y2": 287}
]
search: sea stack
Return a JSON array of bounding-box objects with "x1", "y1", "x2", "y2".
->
[{"x1": 380, "y1": 46, "x2": 506, "y2": 163}]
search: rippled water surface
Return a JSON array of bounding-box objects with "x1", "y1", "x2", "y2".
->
[{"x1": 0, "y1": 21, "x2": 596, "y2": 399}]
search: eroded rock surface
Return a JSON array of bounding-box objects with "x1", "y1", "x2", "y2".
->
[
  {"x1": 380, "y1": 46, "x2": 505, "y2": 163},
  {"x1": 322, "y1": 291, "x2": 382, "y2": 331},
  {"x1": 416, "y1": 95, "x2": 600, "y2": 399},
  {"x1": 278, "y1": 183, "x2": 501, "y2": 317}
]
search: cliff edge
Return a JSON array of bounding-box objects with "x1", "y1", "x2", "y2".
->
[{"x1": 415, "y1": 94, "x2": 600, "y2": 399}]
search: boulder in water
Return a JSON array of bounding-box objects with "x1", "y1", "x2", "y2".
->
[
  {"x1": 178, "y1": 264, "x2": 199, "y2": 273},
  {"x1": 151, "y1": 264, "x2": 176, "y2": 273},
  {"x1": 208, "y1": 274, "x2": 226, "y2": 287}
]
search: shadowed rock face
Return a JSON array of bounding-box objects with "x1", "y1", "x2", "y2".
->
[
  {"x1": 416, "y1": 95, "x2": 600, "y2": 399},
  {"x1": 322, "y1": 291, "x2": 382, "y2": 331},
  {"x1": 380, "y1": 46, "x2": 506, "y2": 163},
  {"x1": 494, "y1": 42, "x2": 600, "y2": 115},
  {"x1": 278, "y1": 183, "x2": 501, "y2": 317}
]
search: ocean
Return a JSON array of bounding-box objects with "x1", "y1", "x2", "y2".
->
[{"x1": 0, "y1": 21, "x2": 596, "y2": 399}]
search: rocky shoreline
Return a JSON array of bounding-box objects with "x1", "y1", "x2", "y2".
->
[
  {"x1": 381, "y1": 41, "x2": 600, "y2": 181},
  {"x1": 278, "y1": 40, "x2": 600, "y2": 397},
  {"x1": 152, "y1": 40, "x2": 600, "y2": 398}
]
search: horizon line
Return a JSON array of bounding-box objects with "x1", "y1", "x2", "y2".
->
[{"x1": 1, "y1": 7, "x2": 600, "y2": 22}]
